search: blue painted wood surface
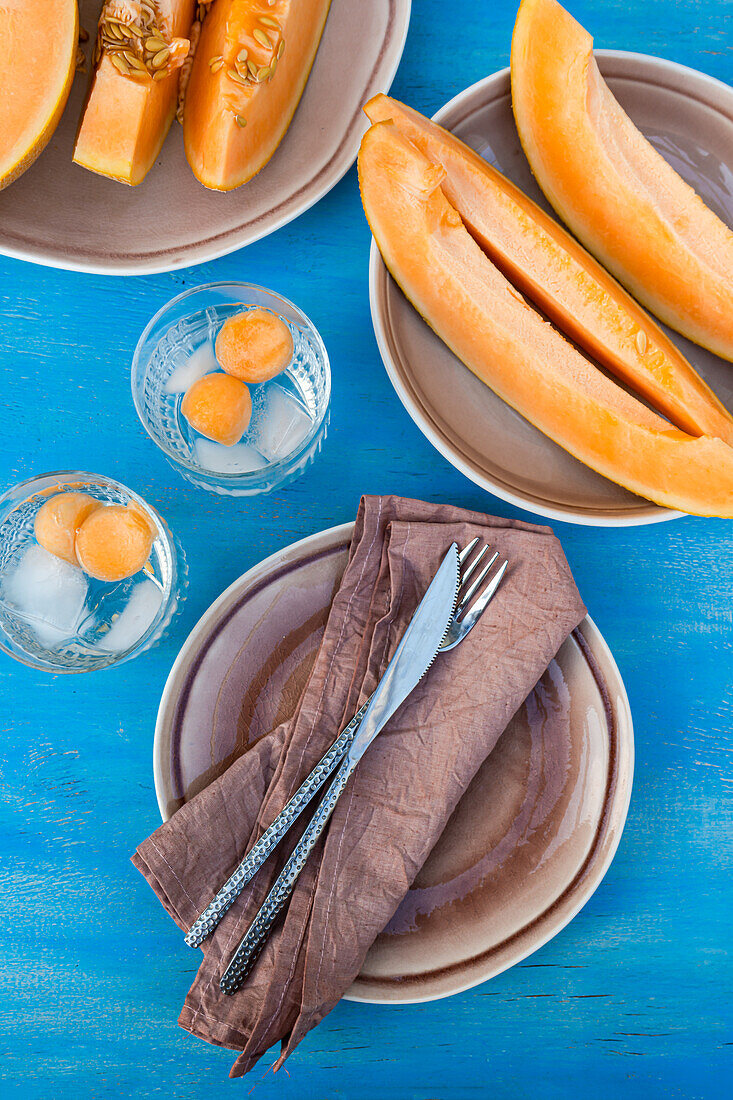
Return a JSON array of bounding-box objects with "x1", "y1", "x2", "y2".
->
[{"x1": 0, "y1": 1, "x2": 730, "y2": 1096}]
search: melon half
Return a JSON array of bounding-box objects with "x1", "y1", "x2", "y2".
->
[
  {"x1": 0, "y1": 0, "x2": 78, "y2": 190},
  {"x1": 511, "y1": 0, "x2": 733, "y2": 362},
  {"x1": 359, "y1": 121, "x2": 733, "y2": 517},
  {"x1": 365, "y1": 94, "x2": 733, "y2": 446}
]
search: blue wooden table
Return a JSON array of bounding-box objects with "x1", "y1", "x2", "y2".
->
[{"x1": 0, "y1": 1, "x2": 730, "y2": 1096}]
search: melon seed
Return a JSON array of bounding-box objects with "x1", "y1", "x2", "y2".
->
[
  {"x1": 277, "y1": 41, "x2": 284, "y2": 58},
  {"x1": 635, "y1": 330, "x2": 648, "y2": 356},
  {"x1": 152, "y1": 48, "x2": 170, "y2": 68},
  {"x1": 253, "y1": 28, "x2": 272, "y2": 48},
  {"x1": 146, "y1": 36, "x2": 166, "y2": 51},
  {"x1": 237, "y1": 49, "x2": 248, "y2": 63},
  {"x1": 110, "y1": 53, "x2": 130, "y2": 74},
  {"x1": 257, "y1": 64, "x2": 271, "y2": 80},
  {"x1": 259, "y1": 16, "x2": 280, "y2": 28},
  {"x1": 79, "y1": 26, "x2": 89, "y2": 43},
  {"x1": 235, "y1": 115, "x2": 247, "y2": 127},
  {"x1": 247, "y1": 59, "x2": 258, "y2": 77},
  {"x1": 153, "y1": 69, "x2": 168, "y2": 80},
  {"x1": 125, "y1": 52, "x2": 148, "y2": 70},
  {"x1": 210, "y1": 57, "x2": 225, "y2": 72}
]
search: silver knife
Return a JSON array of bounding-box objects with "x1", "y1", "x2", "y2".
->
[{"x1": 220, "y1": 541, "x2": 461, "y2": 994}]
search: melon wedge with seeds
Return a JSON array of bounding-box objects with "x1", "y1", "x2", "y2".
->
[
  {"x1": 365, "y1": 93, "x2": 733, "y2": 446},
  {"x1": 359, "y1": 121, "x2": 733, "y2": 517},
  {"x1": 0, "y1": 0, "x2": 78, "y2": 191},
  {"x1": 74, "y1": 1, "x2": 196, "y2": 186},
  {"x1": 511, "y1": 0, "x2": 733, "y2": 362},
  {"x1": 182, "y1": 0, "x2": 332, "y2": 191}
]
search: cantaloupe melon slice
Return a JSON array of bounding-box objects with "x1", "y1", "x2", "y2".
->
[
  {"x1": 74, "y1": 1, "x2": 195, "y2": 186},
  {"x1": 182, "y1": 0, "x2": 331, "y2": 191},
  {"x1": 365, "y1": 94, "x2": 733, "y2": 446},
  {"x1": 359, "y1": 122, "x2": 733, "y2": 517},
  {"x1": 0, "y1": 0, "x2": 78, "y2": 191},
  {"x1": 511, "y1": 0, "x2": 733, "y2": 362}
]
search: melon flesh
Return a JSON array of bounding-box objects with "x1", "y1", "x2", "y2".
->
[
  {"x1": 183, "y1": 0, "x2": 332, "y2": 191},
  {"x1": 74, "y1": 1, "x2": 196, "y2": 186},
  {"x1": 359, "y1": 122, "x2": 733, "y2": 517},
  {"x1": 365, "y1": 94, "x2": 733, "y2": 446},
  {"x1": 0, "y1": 0, "x2": 78, "y2": 190},
  {"x1": 511, "y1": 0, "x2": 733, "y2": 362}
]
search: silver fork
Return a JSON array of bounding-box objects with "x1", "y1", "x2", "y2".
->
[{"x1": 184, "y1": 539, "x2": 508, "y2": 953}]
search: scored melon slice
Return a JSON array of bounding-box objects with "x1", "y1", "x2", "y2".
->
[
  {"x1": 359, "y1": 122, "x2": 733, "y2": 518},
  {"x1": 74, "y1": 1, "x2": 196, "y2": 186},
  {"x1": 511, "y1": 0, "x2": 733, "y2": 362},
  {"x1": 0, "y1": 0, "x2": 78, "y2": 191},
  {"x1": 365, "y1": 94, "x2": 733, "y2": 446},
  {"x1": 183, "y1": 0, "x2": 332, "y2": 191}
]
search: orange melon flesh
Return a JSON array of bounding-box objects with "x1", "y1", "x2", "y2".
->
[
  {"x1": 183, "y1": 0, "x2": 331, "y2": 191},
  {"x1": 0, "y1": 0, "x2": 78, "y2": 190},
  {"x1": 75, "y1": 505, "x2": 155, "y2": 583},
  {"x1": 511, "y1": 0, "x2": 733, "y2": 362},
  {"x1": 74, "y1": 2, "x2": 196, "y2": 186},
  {"x1": 359, "y1": 122, "x2": 733, "y2": 517},
  {"x1": 216, "y1": 308, "x2": 294, "y2": 382},
  {"x1": 365, "y1": 94, "x2": 733, "y2": 447}
]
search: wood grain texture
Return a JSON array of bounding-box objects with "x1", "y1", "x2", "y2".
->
[{"x1": 0, "y1": 1, "x2": 730, "y2": 1096}]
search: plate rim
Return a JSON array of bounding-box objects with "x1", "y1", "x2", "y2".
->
[
  {"x1": 153, "y1": 520, "x2": 634, "y2": 1004},
  {"x1": 367, "y1": 49, "x2": 733, "y2": 527},
  {"x1": 1, "y1": 0, "x2": 412, "y2": 276}
]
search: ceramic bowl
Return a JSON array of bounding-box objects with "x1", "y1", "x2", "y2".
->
[
  {"x1": 153, "y1": 522, "x2": 633, "y2": 1002},
  {"x1": 369, "y1": 54, "x2": 733, "y2": 526},
  {"x1": 0, "y1": 0, "x2": 411, "y2": 273}
]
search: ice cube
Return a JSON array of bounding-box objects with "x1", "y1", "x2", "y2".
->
[
  {"x1": 1, "y1": 544, "x2": 87, "y2": 647},
  {"x1": 163, "y1": 342, "x2": 218, "y2": 394},
  {"x1": 194, "y1": 438, "x2": 267, "y2": 474},
  {"x1": 97, "y1": 579, "x2": 163, "y2": 653},
  {"x1": 252, "y1": 384, "x2": 312, "y2": 461}
]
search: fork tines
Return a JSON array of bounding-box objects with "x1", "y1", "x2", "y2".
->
[{"x1": 456, "y1": 537, "x2": 508, "y2": 620}]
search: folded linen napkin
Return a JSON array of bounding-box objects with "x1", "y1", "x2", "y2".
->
[{"x1": 133, "y1": 495, "x2": 585, "y2": 1076}]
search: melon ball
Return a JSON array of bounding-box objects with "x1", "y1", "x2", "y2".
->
[
  {"x1": 215, "y1": 308, "x2": 294, "y2": 384},
  {"x1": 75, "y1": 505, "x2": 155, "y2": 583},
  {"x1": 181, "y1": 373, "x2": 252, "y2": 447},
  {"x1": 34, "y1": 492, "x2": 102, "y2": 566}
]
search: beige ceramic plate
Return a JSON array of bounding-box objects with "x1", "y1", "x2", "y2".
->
[
  {"x1": 154, "y1": 523, "x2": 634, "y2": 1003},
  {"x1": 0, "y1": 0, "x2": 410, "y2": 274},
  {"x1": 369, "y1": 53, "x2": 733, "y2": 526}
]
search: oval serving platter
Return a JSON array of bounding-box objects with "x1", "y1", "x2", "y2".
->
[
  {"x1": 0, "y1": 0, "x2": 411, "y2": 274},
  {"x1": 369, "y1": 53, "x2": 733, "y2": 526},
  {"x1": 154, "y1": 522, "x2": 633, "y2": 1003}
]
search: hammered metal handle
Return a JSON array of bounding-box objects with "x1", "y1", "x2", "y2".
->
[
  {"x1": 185, "y1": 699, "x2": 370, "y2": 948},
  {"x1": 220, "y1": 753, "x2": 356, "y2": 994}
]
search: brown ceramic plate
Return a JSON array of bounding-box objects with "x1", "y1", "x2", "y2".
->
[
  {"x1": 153, "y1": 523, "x2": 633, "y2": 1003},
  {"x1": 0, "y1": 0, "x2": 410, "y2": 274},
  {"x1": 369, "y1": 54, "x2": 733, "y2": 526}
]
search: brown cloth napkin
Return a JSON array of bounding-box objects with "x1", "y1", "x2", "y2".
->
[{"x1": 133, "y1": 496, "x2": 585, "y2": 1076}]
